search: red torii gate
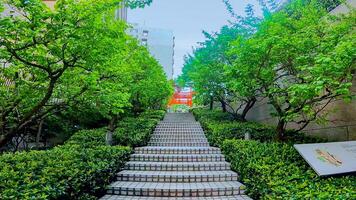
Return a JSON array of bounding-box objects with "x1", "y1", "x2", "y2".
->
[{"x1": 168, "y1": 86, "x2": 194, "y2": 107}]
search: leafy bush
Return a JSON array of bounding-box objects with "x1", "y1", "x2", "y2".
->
[
  {"x1": 65, "y1": 128, "x2": 107, "y2": 148},
  {"x1": 139, "y1": 109, "x2": 166, "y2": 120},
  {"x1": 0, "y1": 109, "x2": 165, "y2": 199},
  {"x1": 192, "y1": 108, "x2": 234, "y2": 122},
  {"x1": 191, "y1": 108, "x2": 235, "y2": 129},
  {"x1": 192, "y1": 108, "x2": 324, "y2": 144},
  {"x1": 193, "y1": 108, "x2": 348, "y2": 198},
  {"x1": 203, "y1": 121, "x2": 276, "y2": 146},
  {"x1": 114, "y1": 117, "x2": 159, "y2": 147},
  {"x1": 113, "y1": 110, "x2": 164, "y2": 147},
  {"x1": 66, "y1": 109, "x2": 164, "y2": 148},
  {"x1": 222, "y1": 139, "x2": 356, "y2": 199},
  {"x1": 0, "y1": 145, "x2": 131, "y2": 200}
]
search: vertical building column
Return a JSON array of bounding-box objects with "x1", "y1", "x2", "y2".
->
[{"x1": 115, "y1": 0, "x2": 128, "y2": 22}]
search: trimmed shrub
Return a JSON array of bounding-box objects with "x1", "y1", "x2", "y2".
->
[
  {"x1": 114, "y1": 117, "x2": 159, "y2": 147},
  {"x1": 222, "y1": 139, "x2": 356, "y2": 199},
  {"x1": 192, "y1": 108, "x2": 234, "y2": 125},
  {"x1": 113, "y1": 109, "x2": 164, "y2": 147},
  {"x1": 192, "y1": 108, "x2": 350, "y2": 199},
  {"x1": 65, "y1": 128, "x2": 107, "y2": 148},
  {"x1": 192, "y1": 108, "x2": 324, "y2": 144},
  {"x1": 0, "y1": 145, "x2": 131, "y2": 200},
  {"x1": 204, "y1": 121, "x2": 276, "y2": 146},
  {"x1": 0, "y1": 109, "x2": 165, "y2": 199},
  {"x1": 139, "y1": 109, "x2": 166, "y2": 120}
]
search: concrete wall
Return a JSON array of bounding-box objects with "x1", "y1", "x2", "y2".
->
[
  {"x1": 330, "y1": 0, "x2": 356, "y2": 15},
  {"x1": 245, "y1": 76, "x2": 356, "y2": 142},
  {"x1": 244, "y1": 0, "x2": 356, "y2": 141},
  {"x1": 42, "y1": 0, "x2": 56, "y2": 9},
  {"x1": 129, "y1": 25, "x2": 175, "y2": 80}
]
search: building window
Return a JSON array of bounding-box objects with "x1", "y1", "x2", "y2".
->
[
  {"x1": 143, "y1": 30, "x2": 149, "y2": 37},
  {"x1": 142, "y1": 38, "x2": 148, "y2": 46}
]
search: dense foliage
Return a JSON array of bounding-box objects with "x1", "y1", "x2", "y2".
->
[
  {"x1": 192, "y1": 108, "x2": 324, "y2": 145},
  {"x1": 113, "y1": 110, "x2": 165, "y2": 147},
  {"x1": 222, "y1": 140, "x2": 356, "y2": 199},
  {"x1": 193, "y1": 108, "x2": 356, "y2": 199},
  {"x1": 179, "y1": 0, "x2": 355, "y2": 139},
  {"x1": 0, "y1": 141, "x2": 131, "y2": 200},
  {"x1": 0, "y1": 109, "x2": 164, "y2": 199},
  {"x1": 0, "y1": 0, "x2": 169, "y2": 198},
  {"x1": 0, "y1": 0, "x2": 172, "y2": 149}
]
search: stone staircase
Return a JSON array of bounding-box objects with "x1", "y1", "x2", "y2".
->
[{"x1": 100, "y1": 113, "x2": 251, "y2": 200}]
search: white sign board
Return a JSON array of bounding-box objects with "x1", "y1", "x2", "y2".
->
[{"x1": 294, "y1": 141, "x2": 356, "y2": 176}]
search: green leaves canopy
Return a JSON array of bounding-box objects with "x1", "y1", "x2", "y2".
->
[
  {"x1": 179, "y1": 0, "x2": 355, "y2": 138},
  {"x1": 0, "y1": 0, "x2": 172, "y2": 147}
]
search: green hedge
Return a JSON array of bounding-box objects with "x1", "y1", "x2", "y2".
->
[
  {"x1": 0, "y1": 109, "x2": 165, "y2": 200},
  {"x1": 203, "y1": 121, "x2": 275, "y2": 146},
  {"x1": 192, "y1": 108, "x2": 355, "y2": 199},
  {"x1": 66, "y1": 128, "x2": 107, "y2": 148},
  {"x1": 222, "y1": 139, "x2": 356, "y2": 199},
  {"x1": 204, "y1": 121, "x2": 324, "y2": 146},
  {"x1": 192, "y1": 108, "x2": 234, "y2": 125},
  {"x1": 192, "y1": 108, "x2": 324, "y2": 144},
  {"x1": 114, "y1": 117, "x2": 158, "y2": 147},
  {"x1": 114, "y1": 110, "x2": 165, "y2": 147},
  {"x1": 66, "y1": 110, "x2": 165, "y2": 148},
  {"x1": 0, "y1": 144, "x2": 131, "y2": 200},
  {"x1": 139, "y1": 109, "x2": 166, "y2": 120}
]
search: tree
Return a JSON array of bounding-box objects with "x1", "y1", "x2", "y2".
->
[
  {"x1": 0, "y1": 0, "x2": 170, "y2": 148},
  {"x1": 229, "y1": 0, "x2": 355, "y2": 139},
  {"x1": 178, "y1": 3, "x2": 264, "y2": 120},
  {"x1": 180, "y1": 0, "x2": 355, "y2": 140}
]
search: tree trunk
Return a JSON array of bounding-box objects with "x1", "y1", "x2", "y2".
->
[
  {"x1": 106, "y1": 116, "x2": 117, "y2": 145},
  {"x1": 36, "y1": 120, "x2": 44, "y2": 148},
  {"x1": 220, "y1": 100, "x2": 227, "y2": 112},
  {"x1": 276, "y1": 119, "x2": 286, "y2": 141},
  {"x1": 209, "y1": 96, "x2": 214, "y2": 110},
  {"x1": 241, "y1": 98, "x2": 257, "y2": 121},
  {"x1": 0, "y1": 77, "x2": 58, "y2": 148}
]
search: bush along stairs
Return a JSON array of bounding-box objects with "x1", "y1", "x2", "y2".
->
[{"x1": 101, "y1": 113, "x2": 251, "y2": 200}]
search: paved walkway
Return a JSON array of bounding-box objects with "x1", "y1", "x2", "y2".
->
[{"x1": 101, "y1": 113, "x2": 251, "y2": 199}]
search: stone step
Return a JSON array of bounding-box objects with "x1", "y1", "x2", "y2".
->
[
  {"x1": 116, "y1": 170, "x2": 238, "y2": 183},
  {"x1": 106, "y1": 181, "x2": 245, "y2": 197},
  {"x1": 158, "y1": 121, "x2": 199, "y2": 124},
  {"x1": 101, "y1": 195, "x2": 252, "y2": 200},
  {"x1": 157, "y1": 126, "x2": 201, "y2": 127},
  {"x1": 149, "y1": 139, "x2": 208, "y2": 143},
  {"x1": 130, "y1": 154, "x2": 225, "y2": 162},
  {"x1": 156, "y1": 124, "x2": 202, "y2": 127},
  {"x1": 134, "y1": 147, "x2": 221, "y2": 154},
  {"x1": 155, "y1": 127, "x2": 203, "y2": 131},
  {"x1": 153, "y1": 131, "x2": 205, "y2": 135},
  {"x1": 124, "y1": 161, "x2": 231, "y2": 171},
  {"x1": 156, "y1": 126, "x2": 202, "y2": 129},
  {"x1": 151, "y1": 135, "x2": 206, "y2": 139},
  {"x1": 147, "y1": 142, "x2": 210, "y2": 147},
  {"x1": 154, "y1": 130, "x2": 204, "y2": 133},
  {"x1": 161, "y1": 121, "x2": 198, "y2": 123},
  {"x1": 153, "y1": 131, "x2": 205, "y2": 133}
]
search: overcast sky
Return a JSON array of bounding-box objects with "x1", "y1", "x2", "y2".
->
[{"x1": 128, "y1": 0, "x2": 261, "y2": 78}]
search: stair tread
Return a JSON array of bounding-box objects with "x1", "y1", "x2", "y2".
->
[
  {"x1": 101, "y1": 113, "x2": 250, "y2": 199},
  {"x1": 118, "y1": 170, "x2": 237, "y2": 176},
  {"x1": 131, "y1": 154, "x2": 224, "y2": 157},
  {"x1": 108, "y1": 181, "x2": 244, "y2": 189},
  {"x1": 135, "y1": 147, "x2": 220, "y2": 150},
  {"x1": 101, "y1": 195, "x2": 252, "y2": 200},
  {"x1": 126, "y1": 161, "x2": 230, "y2": 165}
]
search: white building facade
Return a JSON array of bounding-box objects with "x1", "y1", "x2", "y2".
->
[{"x1": 129, "y1": 24, "x2": 175, "y2": 80}]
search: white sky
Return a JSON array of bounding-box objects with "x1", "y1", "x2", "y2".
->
[{"x1": 128, "y1": 0, "x2": 262, "y2": 78}]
